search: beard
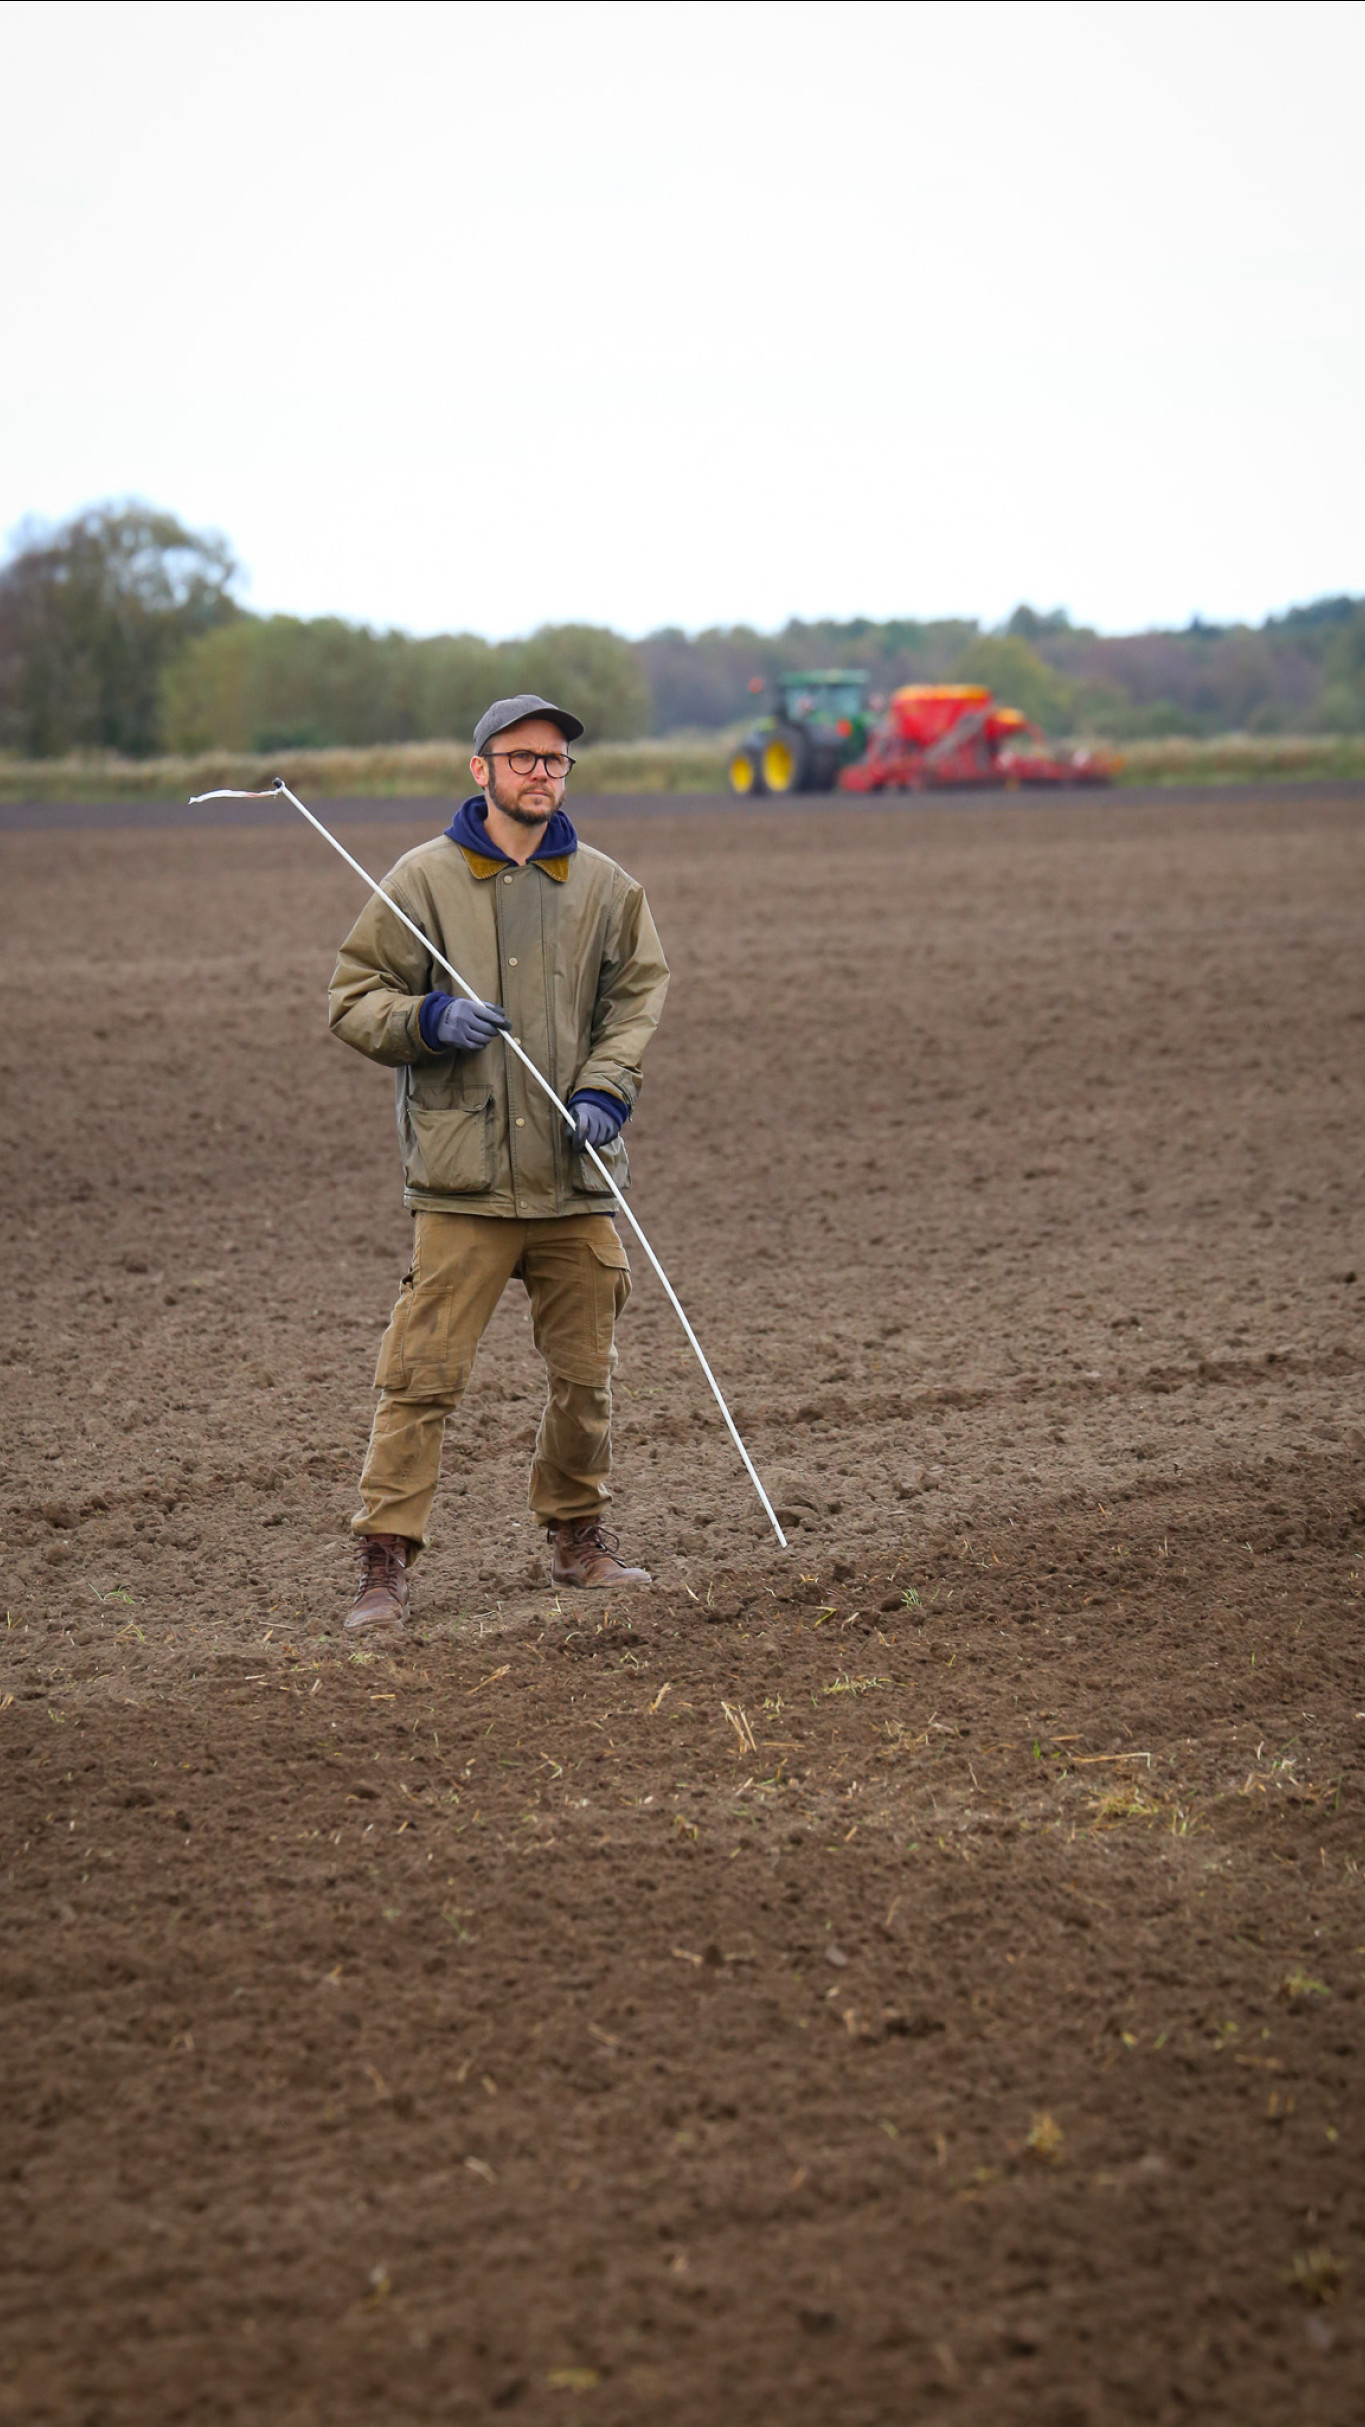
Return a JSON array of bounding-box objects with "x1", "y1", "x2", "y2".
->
[{"x1": 486, "y1": 766, "x2": 555, "y2": 825}]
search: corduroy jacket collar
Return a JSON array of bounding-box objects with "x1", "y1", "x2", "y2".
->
[{"x1": 444, "y1": 793, "x2": 579, "y2": 872}]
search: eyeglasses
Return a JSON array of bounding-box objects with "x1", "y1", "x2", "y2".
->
[{"x1": 484, "y1": 750, "x2": 575, "y2": 779}]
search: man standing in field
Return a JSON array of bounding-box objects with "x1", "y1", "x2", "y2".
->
[{"x1": 328, "y1": 694, "x2": 669, "y2": 1630}]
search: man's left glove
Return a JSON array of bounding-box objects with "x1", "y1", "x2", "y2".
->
[{"x1": 569, "y1": 1095, "x2": 627, "y2": 1151}]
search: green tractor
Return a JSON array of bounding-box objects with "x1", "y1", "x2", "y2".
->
[{"x1": 728, "y1": 669, "x2": 873, "y2": 797}]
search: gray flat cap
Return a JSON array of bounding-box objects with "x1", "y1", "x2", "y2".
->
[{"x1": 473, "y1": 693, "x2": 584, "y2": 752}]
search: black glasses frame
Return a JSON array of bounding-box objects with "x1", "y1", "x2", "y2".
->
[{"x1": 483, "y1": 749, "x2": 576, "y2": 778}]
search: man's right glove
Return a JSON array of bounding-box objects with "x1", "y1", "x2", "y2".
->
[{"x1": 433, "y1": 996, "x2": 511, "y2": 1052}]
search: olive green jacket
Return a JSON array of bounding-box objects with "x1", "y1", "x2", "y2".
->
[{"x1": 328, "y1": 830, "x2": 669, "y2": 1217}]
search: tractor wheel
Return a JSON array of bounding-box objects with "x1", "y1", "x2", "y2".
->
[
  {"x1": 760, "y1": 729, "x2": 808, "y2": 795},
  {"x1": 803, "y1": 747, "x2": 841, "y2": 794},
  {"x1": 729, "y1": 746, "x2": 764, "y2": 796}
]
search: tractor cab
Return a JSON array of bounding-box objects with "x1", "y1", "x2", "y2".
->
[
  {"x1": 730, "y1": 669, "x2": 872, "y2": 796},
  {"x1": 776, "y1": 672, "x2": 869, "y2": 731}
]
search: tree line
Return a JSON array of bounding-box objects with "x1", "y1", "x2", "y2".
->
[
  {"x1": 1, "y1": 502, "x2": 1361, "y2": 758},
  {"x1": 641, "y1": 601, "x2": 1365, "y2": 739}
]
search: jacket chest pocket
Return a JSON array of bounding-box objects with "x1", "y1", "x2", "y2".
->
[{"x1": 404, "y1": 1093, "x2": 495, "y2": 1194}]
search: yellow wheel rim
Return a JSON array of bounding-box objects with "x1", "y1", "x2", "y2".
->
[
  {"x1": 729, "y1": 752, "x2": 755, "y2": 794},
  {"x1": 762, "y1": 737, "x2": 797, "y2": 792}
]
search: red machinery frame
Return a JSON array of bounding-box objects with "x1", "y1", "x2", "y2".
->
[{"x1": 837, "y1": 685, "x2": 1117, "y2": 793}]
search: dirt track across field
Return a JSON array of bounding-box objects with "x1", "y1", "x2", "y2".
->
[
  {"x1": 4, "y1": 777, "x2": 1365, "y2": 832},
  {"x1": 2, "y1": 790, "x2": 1364, "y2": 2424}
]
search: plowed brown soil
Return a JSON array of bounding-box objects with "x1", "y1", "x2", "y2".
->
[{"x1": 2, "y1": 790, "x2": 1364, "y2": 2425}]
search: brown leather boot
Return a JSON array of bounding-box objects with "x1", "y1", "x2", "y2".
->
[
  {"x1": 346, "y1": 1533, "x2": 412, "y2": 1630},
  {"x1": 549, "y1": 1516, "x2": 651, "y2": 1589}
]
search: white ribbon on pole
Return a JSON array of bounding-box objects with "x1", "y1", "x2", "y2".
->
[{"x1": 188, "y1": 777, "x2": 788, "y2": 1550}]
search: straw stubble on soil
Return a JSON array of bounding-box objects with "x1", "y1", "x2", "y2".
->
[{"x1": 2, "y1": 789, "x2": 1364, "y2": 2424}]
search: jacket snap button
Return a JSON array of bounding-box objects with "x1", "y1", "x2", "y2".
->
[
  {"x1": 508, "y1": 956, "x2": 518, "y2": 967},
  {"x1": 515, "y1": 1116, "x2": 525, "y2": 1128},
  {"x1": 503, "y1": 874, "x2": 514, "y2": 884}
]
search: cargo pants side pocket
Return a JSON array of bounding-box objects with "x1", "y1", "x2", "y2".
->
[
  {"x1": 374, "y1": 1267, "x2": 415, "y2": 1391},
  {"x1": 588, "y1": 1224, "x2": 633, "y2": 1369},
  {"x1": 527, "y1": 1222, "x2": 632, "y2": 1387},
  {"x1": 372, "y1": 1224, "x2": 459, "y2": 1394}
]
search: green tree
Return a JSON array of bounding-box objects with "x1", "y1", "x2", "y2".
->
[
  {"x1": 950, "y1": 632, "x2": 1076, "y2": 732},
  {"x1": 1319, "y1": 604, "x2": 1365, "y2": 731},
  {"x1": 0, "y1": 503, "x2": 237, "y2": 756},
  {"x1": 503, "y1": 624, "x2": 652, "y2": 744},
  {"x1": 164, "y1": 614, "x2": 649, "y2": 752},
  {"x1": 1005, "y1": 604, "x2": 1073, "y2": 643},
  {"x1": 162, "y1": 615, "x2": 488, "y2": 753},
  {"x1": 410, "y1": 631, "x2": 503, "y2": 744}
]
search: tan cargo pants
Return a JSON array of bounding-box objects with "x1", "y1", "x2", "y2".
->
[{"x1": 354, "y1": 1211, "x2": 632, "y2": 1548}]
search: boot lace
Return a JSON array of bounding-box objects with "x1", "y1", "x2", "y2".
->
[
  {"x1": 357, "y1": 1536, "x2": 406, "y2": 1594},
  {"x1": 564, "y1": 1518, "x2": 617, "y2": 1556}
]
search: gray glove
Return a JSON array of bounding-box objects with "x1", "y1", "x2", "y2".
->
[
  {"x1": 571, "y1": 1100, "x2": 624, "y2": 1151},
  {"x1": 434, "y1": 996, "x2": 510, "y2": 1052}
]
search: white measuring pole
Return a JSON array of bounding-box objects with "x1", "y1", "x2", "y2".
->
[{"x1": 188, "y1": 778, "x2": 788, "y2": 1550}]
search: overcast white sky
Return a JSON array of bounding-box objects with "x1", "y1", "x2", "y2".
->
[{"x1": 1, "y1": 0, "x2": 1360, "y2": 639}]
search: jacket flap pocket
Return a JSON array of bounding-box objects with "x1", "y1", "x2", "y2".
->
[
  {"x1": 569, "y1": 1132, "x2": 629, "y2": 1196},
  {"x1": 405, "y1": 1096, "x2": 494, "y2": 1195}
]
